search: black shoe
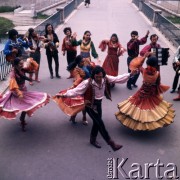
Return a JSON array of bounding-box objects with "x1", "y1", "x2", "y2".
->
[
  {"x1": 69, "y1": 116, "x2": 77, "y2": 124},
  {"x1": 170, "y1": 89, "x2": 175, "y2": 93},
  {"x1": 90, "y1": 140, "x2": 101, "y2": 148},
  {"x1": 127, "y1": 85, "x2": 132, "y2": 90},
  {"x1": 56, "y1": 74, "x2": 61, "y2": 78},
  {"x1": 110, "y1": 83, "x2": 115, "y2": 88},
  {"x1": 132, "y1": 84, "x2": 138, "y2": 88},
  {"x1": 90, "y1": 136, "x2": 101, "y2": 148},
  {"x1": 108, "y1": 140, "x2": 123, "y2": 151},
  {"x1": 50, "y1": 75, "x2": 54, "y2": 79}
]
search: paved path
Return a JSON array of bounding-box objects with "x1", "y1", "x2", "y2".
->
[{"x1": 0, "y1": 0, "x2": 179, "y2": 180}]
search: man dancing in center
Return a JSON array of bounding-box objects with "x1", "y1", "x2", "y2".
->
[{"x1": 59, "y1": 66, "x2": 136, "y2": 151}]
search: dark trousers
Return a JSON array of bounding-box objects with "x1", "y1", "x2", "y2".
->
[
  {"x1": 172, "y1": 71, "x2": 180, "y2": 90},
  {"x1": 67, "y1": 50, "x2": 77, "y2": 65},
  {"x1": 127, "y1": 56, "x2": 140, "y2": 86},
  {"x1": 47, "y1": 53, "x2": 59, "y2": 76},
  {"x1": 85, "y1": 0, "x2": 90, "y2": 4},
  {"x1": 85, "y1": 100, "x2": 111, "y2": 143}
]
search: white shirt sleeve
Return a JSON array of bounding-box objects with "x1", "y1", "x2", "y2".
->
[
  {"x1": 174, "y1": 46, "x2": 180, "y2": 63},
  {"x1": 106, "y1": 73, "x2": 130, "y2": 84},
  {"x1": 63, "y1": 79, "x2": 89, "y2": 97}
]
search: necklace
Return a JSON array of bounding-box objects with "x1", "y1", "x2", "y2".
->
[
  {"x1": 110, "y1": 41, "x2": 116, "y2": 48},
  {"x1": 82, "y1": 40, "x2": 90, "y2": 46}
]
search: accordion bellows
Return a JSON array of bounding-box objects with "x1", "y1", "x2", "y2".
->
[{"x1": 129, "y1": 56, "x2": 146, "y2": 71}]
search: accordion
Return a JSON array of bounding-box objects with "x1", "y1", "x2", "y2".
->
[{"x1": 151, "y1": 48, "x2": 169, "y2": 66}]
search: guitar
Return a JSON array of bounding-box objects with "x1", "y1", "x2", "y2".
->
[
  {"x1": 44, "y1": 38, "x2": 58, "y2": 52},
  {"x1": 5, "y1": 48, "x2": 18, "y2": 63},
  {"x1": 5, "y1": 40, "x2": 24, "y2": 63}
]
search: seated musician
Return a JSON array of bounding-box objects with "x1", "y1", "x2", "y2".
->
[
  {"x1": 3, "y1": 29, "x2": 29, "y2": 64},
  {"x1": 170, "y1": 46, "x2": 180, "y2": 93}
]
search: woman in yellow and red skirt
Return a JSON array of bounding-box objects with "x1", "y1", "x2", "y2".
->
[{"x1": 116, "y1": 56, "x2": 175, "y2": 131}]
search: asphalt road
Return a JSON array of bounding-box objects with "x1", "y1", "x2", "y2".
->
[{"x1": 0, "y1": 0, "x2": 179, "y2": 179}]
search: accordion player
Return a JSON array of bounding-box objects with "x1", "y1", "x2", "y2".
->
[{"x1": 151, "y1": 48, "x2": 169, "y2": 66}]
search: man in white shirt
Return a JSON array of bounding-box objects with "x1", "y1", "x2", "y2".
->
[
  {"x1": 61, "y1": 66, "x2": 136, "y2": 151},
  {"x1": 171, "y1": 46, "x2": 180, "y2": 93}
]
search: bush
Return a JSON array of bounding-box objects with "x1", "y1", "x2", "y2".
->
[
  {"x1": 0, "y1": 17, "x2": 14, "y2": 35},
  {"x1": 0, "y1": 6, "x2": 19, "y2": 13},
  {"x1": 166, "y1": 16, "x2": 180, "y2": 24},
  {"x1": 34, "y1": 12, "x2": 49, "y2": 19}
]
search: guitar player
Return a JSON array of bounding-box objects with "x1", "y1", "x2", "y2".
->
[{"x1": 3, "y1": 29, "x2": 29, "y2": 64}]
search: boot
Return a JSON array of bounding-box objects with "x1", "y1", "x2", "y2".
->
[
  {"x1": 108, "y1": 139, "x2": 123, "y2": 151},
  {"x1": 20, "y1": 112, "x2": 27, "y2": 132},
  {"x1": 35, "y1": 71, "x2": 40, "y2": 82},
  {"x1": 67, "y1": 71, "x2": 73, "y2": 79},
  {"x1": 69, "y1": 115, "x2": 77, "y2": 124},
  {"x1": 82, "y1": 117, "x2": 88, "y2": 125},
  {"x1": 82, "y1": 111, "x2": 88, "y2": 125},
  {"x1": 90, "y1": 136, "x2": 101, "y2": 148},
  {"x1": 29, "y1": 73, "x2": 34, "y2": 85},
  {"x1": 20, "y1": 119, "x2": 27, "y2": 132},
  {"x1": 173, "y1": 96, "x2": 180, "y2": 101}
]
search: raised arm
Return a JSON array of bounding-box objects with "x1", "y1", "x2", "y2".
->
[
  {"x1": 62, "y1": 79, "x2": 89, "y2": 97},
  {"x1": 99, "y1": 40, "x2": 109, "y2": 52},
  {"x1": 106, "y1": 73, "x2": 130, "y2": 84}
]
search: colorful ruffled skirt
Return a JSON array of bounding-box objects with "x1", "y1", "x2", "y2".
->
[
  {"x1": 115, "y1": 83, "x2": 175, "y2": 131},
  {"x1": 52, "y1": 90, "x2": 85, "y2": 116},
  {"x1": 0, "y1": 89, "x2": 50, "y2": 120}
]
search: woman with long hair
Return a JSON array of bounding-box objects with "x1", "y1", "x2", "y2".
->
[
  {"x1": 72, "y1": 30, "x2": 98, "y2": 63},
  {"x1": 99, "y1": 33, "x2": 126, "y2": 77},
  {"x1": 27, "y1": 28, "x2": 45, "y2": 84},
  {"x1": 0, "y1": 58, "x2": 50, "y2": 131},
  {"x1": 44, "y1": 23, "x2": 60, "y2": 79},
  {"x1": 116, "y1": 56, "x2": 175, "y2": 131}
]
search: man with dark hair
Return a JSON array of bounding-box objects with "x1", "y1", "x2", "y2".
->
[
  {"x1": 126, "y1": 30, "x2": 149, "y2": 90},
  {"x1": 60, "y1": 66, "x2": 137, "y2": 151},
  {"x1": 3, "y1": 29, "x2": 29, "y2": 64},
  {"x1": 140, "y1": 34, "x2": 161, "y2": 57}
]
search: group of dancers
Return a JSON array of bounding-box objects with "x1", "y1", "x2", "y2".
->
[{"x1": 0, "y1": 25, "x2": 176, "y2": 151}]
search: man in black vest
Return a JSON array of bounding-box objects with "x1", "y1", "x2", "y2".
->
[{"x1": 61, "y1": 66, "x2": 137, "y2": 151}]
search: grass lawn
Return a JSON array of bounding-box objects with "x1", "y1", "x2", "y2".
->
[
  {"x1": 0, "y1": 6, "x2": 18, "y2": 13},
  {"x1": 0, "y1": 17, "x2": 14, "y2": 35}
]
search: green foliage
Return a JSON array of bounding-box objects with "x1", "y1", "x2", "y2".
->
[
  {"x1": 34, "y1": 13, "x2": 49, "y2": 19},
  {"x1": 166, "y1": 16, "x2": 180, "y2": 24},
  {"x1": 0, "y1": 17, "x2": 14, "y2": 35},
  {"x1": 0, "y1": 6, "x2": 18, "y2": 13}
]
